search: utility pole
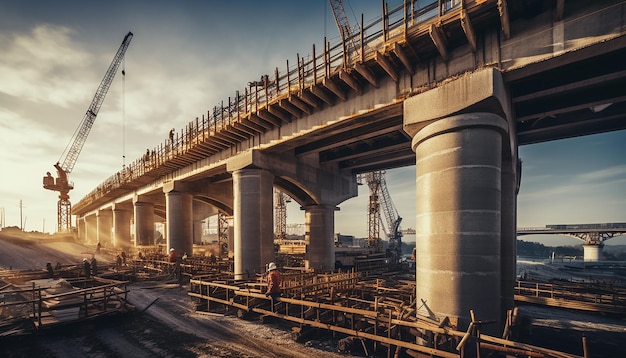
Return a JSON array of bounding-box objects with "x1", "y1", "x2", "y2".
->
[{"x1": 18, "y1": 200, "x2": 24, "y2": 230}]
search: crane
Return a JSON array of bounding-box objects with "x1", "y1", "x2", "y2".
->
[
  {"x1": 362, "y1": 171, "x2": 403, "y2": 263},
  {"x1": 43, "y1": 32, "x2": 133, "y2": 232},
  {"x1": 274, "y1": 189, "x2": 290, "y2": 240},
  {"x1": 328, "y1": 0, "x2": 359, "y2": 63}
]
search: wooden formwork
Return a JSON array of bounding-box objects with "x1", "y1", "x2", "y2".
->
[
  {"x1": 188, "y1": 271, "x2": 581, "y2": 358},
  {"x1": 0, "y1": 275, "x2": 131, "y2": 336}
]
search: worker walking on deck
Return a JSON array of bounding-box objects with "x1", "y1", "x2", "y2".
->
[{"x1": 265, "y1": 262, "x2": 281, "y2": 311}]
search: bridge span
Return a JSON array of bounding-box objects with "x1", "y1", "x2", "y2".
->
[
  {"x1": 71, "y1": 0, "x2": 626, "y2": 334},
  {"x1": 518, "y1": 223, "x2": 626, "y2": 261}
]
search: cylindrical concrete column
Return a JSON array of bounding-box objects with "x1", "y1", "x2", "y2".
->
[
  {"x1": 412, "y1": 112, "x2": 507, "y2": 333},
  {"x1": 85, "y1": 215, "x2": 97, "y2": 244},
  {"x1": 77, "y1": 217, "x2": 85, "y2": 242},
  {"x1": 304, "y1": 205, "x2": 336, "y2": 272},
  {"x1": 113, "y1": 208, "x2": 132, "y2": 250},
  {"x1": 583, "y1": 244, "x2": 603, "y2": 261},
  {"x1": 166, "y1": 191, "x2": 193, "y2": 257},
  {"x1": 232, "y1": 168, "x2": 274, "y2": 279},
  {"x1": 134, "y1": 202, "x2": 155, "y2": 247},
  {"x1": 96, "y1": 210, "x2": 112, "y2": 247}
]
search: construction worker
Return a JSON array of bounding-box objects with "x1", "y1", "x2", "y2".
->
[
  {"x1": 46, "y1": 262, "x2": 54, "y2": 278},
  {"x1": 169, "y1": 248, "x2": 178, "y2": 263},
  {"x1": 83, "y1": 258, "x2": 91, "y2": 280},
  {"x1": 91, "y1": 256, "x2": 98, "y2": 276},
  {"x1": 265, "y1": 262, "x2": 281, "y2": 311}
]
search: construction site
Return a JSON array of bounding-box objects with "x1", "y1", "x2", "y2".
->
[
  {"x1": 2, "y1": 226, "x2": 626, "y2": 357},
  {"x1": 3, "y1": 0, "x2": 626, "y2": 357}
]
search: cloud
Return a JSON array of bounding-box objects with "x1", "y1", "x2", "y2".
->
[
  {"x1": 576, "y1": 165, "x2": 626, "y2": 183},
  {"x1": 0, "y1": 25, "x2": 94, "y2": 108}
]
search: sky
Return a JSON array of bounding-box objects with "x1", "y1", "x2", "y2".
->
[{"x1": 1, "y1": 1, "x2": 625, "y2": 247}]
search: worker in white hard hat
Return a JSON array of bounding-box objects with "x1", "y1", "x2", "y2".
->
[
  {"x1": 265, "y1": 262, "x2": 281, "y2": 311},
  {"x1": 168, "y1": 248, "x2": 178, "y2": 263}
]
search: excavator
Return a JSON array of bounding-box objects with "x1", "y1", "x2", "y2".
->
[{"x1": 43, "y1": 32, "x2": 133, "y2": 232}]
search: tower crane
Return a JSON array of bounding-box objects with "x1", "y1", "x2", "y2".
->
[
  {"x1": 328, "y1": 0, "x2": 359, "y2": 62},
  {"x1": 362, "y1": 171, "x2": 403, "y2": 263},
  {"x1": 274, "y1": 189, "x2": 290, "y2": 240},
  {"x1": 43, "y1": 32, "x2": 133, "y2": 232}
]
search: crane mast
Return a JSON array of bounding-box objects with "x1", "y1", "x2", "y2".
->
[
  {"x1": 363, "y1": 171, "x2": 403, "y2": 263},
  {"x1": 43, "y1": 31, "x2": 133, "y2": 232},
  {"x1": 274, "y1": 189, "x2": 290, "y2": 240}
]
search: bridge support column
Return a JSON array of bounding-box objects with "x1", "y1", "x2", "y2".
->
[
  {"x1": 96, "y1": 210, "x2": 112, "y2": 248},
  {"x1": 411, "y1": 112, "x2": 507, "y2": 333},
  {"x1": 303, "y1": 205, "x2": 336, "y2": 272},
  {"x1": 583, "y1": 243, "x2": 603, "y2": 261},
  {"x1": 85, "y1": 214, "x2": 97, "y2": 244},
  {"x1": 112, "y1": 205, "x2": 132, "y2": 250},
  {"x1": 232, "y1": 168, "x2": 274, "y2": 279},
  {"x1": 77, "y1": 217, "x2": 85, "y2": 242},
  {"x1": 404, "y1": 68, "x2": 516, "y2": 334},
  {"x1": 134, "y1": 200, "x2": 155, "y2": 247},
  {"x1": 164, "y1": 183, "x2": 193, "y2": 257}
]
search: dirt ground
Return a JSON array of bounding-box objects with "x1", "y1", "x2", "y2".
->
[{"x1": 2, "y1": 233, "x2": 626, "y2": 357}]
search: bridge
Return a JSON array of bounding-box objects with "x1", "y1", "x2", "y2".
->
[
  {"x1": 518, "y1": 223, "x2": 626, "y2": 261},
  {"x1": 70, "y1": 0, "x2": 626, "y2": 334}
]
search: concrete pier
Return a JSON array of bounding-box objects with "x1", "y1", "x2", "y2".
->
[
  {"x1": 303, "y1": 204, "x2": 336, "y2": 272},
  {"x1": 165, "y1": 184, "x2": 193, "y2": 257},
  {"x1": 112, "y1": 205, "x2": 132, "y2": 250},
  {"x1": 411, "y1": 112, "x2": 507, "y2": 332},
  {"x1": 232, "y1": 168, "x2": 274, "y2": 279},
  {"x1": 133, "y1": 200, "x2": 154, "y2": 246}
]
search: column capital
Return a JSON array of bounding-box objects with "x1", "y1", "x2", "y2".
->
[
  {"x1": 163, "y1": 180, "x2": 189, "y2": 194},
  {"x1": 403, "y1": 67, "x2": 509, "y2": 138}
]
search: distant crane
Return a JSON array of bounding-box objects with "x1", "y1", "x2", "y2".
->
[
  {"x1": 361, "y1": 171, "x2": 403, "y2": 263},
  {"x1": 43, "y1": 32, "x2": 133, "y2": 232},
  {"x1": 328, "y1": 0, "x2": 360, "y2": 63},
  {"x1": 274, "y1": 189, "x2": 291, "y2": 240}
]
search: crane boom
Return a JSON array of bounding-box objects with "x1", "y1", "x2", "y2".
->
[
  {"x1": 43, "y1": 31, "x2": 133, "y2": 233},
  {"x1": 328, "y1": 0, "x2": 359, "y2": 62},
  {"x1": 59, "y1": 31, "x2": 133, "y2": 173}
]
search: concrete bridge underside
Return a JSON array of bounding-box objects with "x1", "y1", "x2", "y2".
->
[{"x1": 73, "y1": 0, "x2": 626, "y2": 333}]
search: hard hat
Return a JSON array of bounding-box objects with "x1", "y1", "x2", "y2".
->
[
  {"x1": 170, "y1": 248, "x2": 175, "y2": 252},
  {"x1": 268, "y1": 262, "x2": 277, "y2": 271},
  {"x1": 83, "y1": 258, "x2": 87, "y2": 262}
]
